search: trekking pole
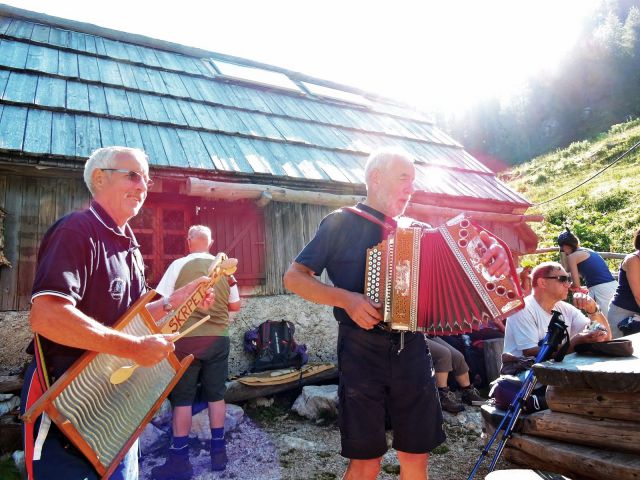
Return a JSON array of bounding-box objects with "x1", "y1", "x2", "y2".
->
[{"x1": 467, "y1": 311, "x2": 568, "y2": 480}]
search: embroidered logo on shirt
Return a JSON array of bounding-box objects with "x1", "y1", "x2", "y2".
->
[{"x1": 109, "y1": 278, "x2": 125, "y2": 300}]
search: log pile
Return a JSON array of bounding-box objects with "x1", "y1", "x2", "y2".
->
[{"x1": 483, "y1": 333, "x2": 640, "y2": 480}]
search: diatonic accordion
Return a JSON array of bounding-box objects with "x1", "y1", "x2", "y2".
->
[{"x1": 364, "y1": 215, "x2": 524, "y2": 334}]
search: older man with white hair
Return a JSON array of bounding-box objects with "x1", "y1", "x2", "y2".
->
[
  {"x1": 21, "y1": 146, "x2": 213, "y2": 480},
  {"x1": 152, "y1": 225, "x2": 240, "y2": 478},
  {"x1": 284, "y1": 148, "x2": 511, "y2": 480}
]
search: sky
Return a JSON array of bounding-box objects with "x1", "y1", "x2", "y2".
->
[{"x1": 2, "y1": 0, "x2": 602, "y2": 114}]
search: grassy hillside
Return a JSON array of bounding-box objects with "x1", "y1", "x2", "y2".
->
[{"x1": 500, "y1": 118, "x2": 640, "y2": 267}]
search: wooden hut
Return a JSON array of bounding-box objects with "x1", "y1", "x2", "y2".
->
[{"x1": 0, "y1": 5, "x2": 540, "y2": 372}]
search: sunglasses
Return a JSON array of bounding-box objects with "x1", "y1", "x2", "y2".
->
[
  {"x1": 544, "y1": 275, "x2": 571, "y2": 284},
  {"x1": 101, "y1": 168, "x2": 154, "y2": 188}
]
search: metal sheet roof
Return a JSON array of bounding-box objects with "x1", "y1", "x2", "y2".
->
[{"x1": 0, "y1": 8, "x2": 531, "y2": 209}]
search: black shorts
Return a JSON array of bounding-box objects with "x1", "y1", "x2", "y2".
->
[
  {"x1": 169, "y1": 336, "x2": 230, "y2": 407},
  {"x1": 337, "y1": 324, "x2": 446, "y2": 459}
]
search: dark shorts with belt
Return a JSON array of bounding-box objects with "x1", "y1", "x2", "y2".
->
[
  {"x1": 169, "y1": 336, "x2": 230, "y2": 407},
  {"x1": 337, "y1": 324, "x2": 446, "y2": 459}
]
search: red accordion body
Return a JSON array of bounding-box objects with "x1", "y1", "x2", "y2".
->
[{"x1": 364, "y1": 215, "x2": 524, "y2": 335}]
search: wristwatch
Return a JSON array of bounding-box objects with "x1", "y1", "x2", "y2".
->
[{"x1": 162, "y1": 296, "x2": 174, "y2": 313}]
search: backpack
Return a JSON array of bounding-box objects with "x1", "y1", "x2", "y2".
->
[
  {"x1": 489, "y1": 376, "x2": 547, "y2": 414},
  {"x1": 244, "y1": 320, "x2": 308, "y2": 372}
]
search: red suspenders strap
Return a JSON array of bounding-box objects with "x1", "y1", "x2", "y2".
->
[{"x1": 341, "y1": 206, "x2": 396, "y2": 235}]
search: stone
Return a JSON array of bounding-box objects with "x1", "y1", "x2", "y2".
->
[
  {"x1": 191, "y1": 403, "x2": 245, "y2": 441},
  {"x1": 0, "y1": 395, "x2": 19, "y2": 416},
  {"x1": 13, "y1": 450, "x2": 25, "y2": 479},
  {"x1": 139, "y1": 422, "x2": 168, "y2": 455},
  {"x1": 281, "y1": 434, "x2": 320, "y2": 451},
  {"x1": 291, "y1": 385, "x2": 338, "y2": 420}
]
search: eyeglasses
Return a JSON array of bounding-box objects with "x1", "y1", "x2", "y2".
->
[
  {"x1": 543, "y1": 275, "x2": 571, "y2": 284},
  {"x1": 101, "y1": 169, "x2": 154, "y2": 188}
]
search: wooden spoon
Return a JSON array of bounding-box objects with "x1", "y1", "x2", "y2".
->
[{"x1": 109, "y1": 315, "x2": 211, "y2": 385}]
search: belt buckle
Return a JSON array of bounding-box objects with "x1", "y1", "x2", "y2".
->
[{"x1": 375, "y1": 322, "x2": 392, "y2": 332}]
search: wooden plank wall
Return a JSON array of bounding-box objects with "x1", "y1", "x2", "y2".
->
[
  {"x1": 264, "y1": 202, "x2": 333, "y2": 295},
  {"x1": 0, "y1": 172, "x2": 90, "y2": 310}
]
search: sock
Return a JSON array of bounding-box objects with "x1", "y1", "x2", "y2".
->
[
  {"x1": 172, "y1": 435, "x2": 189, "y2": 452},
  {"x1": 211, "y1": 428, "x2": 225, "y2": 452}
]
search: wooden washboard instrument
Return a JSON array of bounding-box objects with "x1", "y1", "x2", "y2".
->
[
  {"x1": 23, "y1": 253, "x2": 237, "y2": 478},
  {"x1": 365, "y1": 215, "x2": 524, "y2": 334}
]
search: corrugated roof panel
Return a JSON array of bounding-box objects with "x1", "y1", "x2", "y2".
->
[
  {"x1": 98, "y1": 117, "x2": 126, "y2": 147},
  {"x1": 87, "y1": 84, "x2": 108, "y2": 115},
  {"x1": 57, "y1": 50, "x2": 78, "y2": 78},
  {"x1": 0, "y1": 39, "x2": 28, "y2": 68},
  {"x1": 24, "y1": 108, "x2": 52, "y2": 153},
  {"x1": 175, "y1": 128, "x2": 212, "y2": 169},
  {"x1": 3, "y1": 71, "x2": 37, "y2": 103},
  {"x1": 138, "y1": 123, "x2": 169, "y2": 166},
  {"x1": 74, "y1": 114, "x2": 100, "y2": 158},
  {"x1": 50, "y1": 112, "x2": 75, "y2": 156},
  {"x1": 124, "y1": 90, "x2": 147, "y2": 120},
  {"x1": 157, "y1": 127, "x2": 189, "y2": 167},
  {"x1": 104, "y1": 86, "x2": 131, "y2": 117},
  {"x1": 35, "y1": 76, "x2": 65, "y2": 108}
]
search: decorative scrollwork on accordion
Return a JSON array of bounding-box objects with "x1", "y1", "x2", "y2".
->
[{"x1": 365, "y1": 215, "x2": 524, "y2": 334}]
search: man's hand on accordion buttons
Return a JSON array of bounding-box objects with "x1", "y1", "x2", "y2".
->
[
  {"x1": 345, "y1": 292, "x2": 382, "y2": 330},
  {"x1": 479, "y1": 231, "x2": 510, "y2": 278}
]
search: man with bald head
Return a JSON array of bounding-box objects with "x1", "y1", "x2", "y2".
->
[
  {"x1": 21, "y1": 146, "x2": 213, "y2": 480},
  {"x1": 284, "y1": 148, "x2": 511, "y2": 480}
]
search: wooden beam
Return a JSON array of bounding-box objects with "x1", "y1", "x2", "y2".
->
[
  {"x1": 546, "y1": 386, "x2": 640, "y2": 421},
  {"x1": 188, "y1": 177, "x2": 543, "y2": 224},
  {"x1": 523, "y1": 410, "x2": 640, "y2": 454}
]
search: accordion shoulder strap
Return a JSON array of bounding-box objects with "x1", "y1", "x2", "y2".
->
[{"x1": 342, "y1": 206, "x2": 396, "y2": 234}]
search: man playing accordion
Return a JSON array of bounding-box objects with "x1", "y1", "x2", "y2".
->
[{"x1": 284, "y1": 148, "x2": 511, "y2": 480}]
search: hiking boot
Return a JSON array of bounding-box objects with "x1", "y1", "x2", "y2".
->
[
  {"x1": 438, "y1": 387, "x2": 465, "y2": 414},
  {"x1": 461, "y1": 386, "x2": 486, "y2": 406},
  {"x1": 150, "y1": 446, "x2": 193, "y2": 480},
  {"x1": 211, "y1": 446, "x2": 228, "y2": 471}
]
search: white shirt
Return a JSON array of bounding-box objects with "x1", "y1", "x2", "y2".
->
[
  {"x1": 155, "y1": 252, "x2": 239, "y2": 303},
  {"x1": 503, "y1": 295, "x2": 590, "y2": 357}
]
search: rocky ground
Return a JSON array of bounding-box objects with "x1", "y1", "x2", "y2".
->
[{"x1": 139, "y1": 389, "x2": 515, "y2": 480}]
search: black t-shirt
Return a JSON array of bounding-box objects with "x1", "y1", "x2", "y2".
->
[
  {"x1": 295, "y1": 203, "x2": 397, "y2": 328},
  {"x1": 31, "y1": 201, "x2": 147, "y2": 378}
]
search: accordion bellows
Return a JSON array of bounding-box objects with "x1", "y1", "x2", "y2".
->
[{"x1": 365, "y1": 215, "x2": 524, "y2": 334}]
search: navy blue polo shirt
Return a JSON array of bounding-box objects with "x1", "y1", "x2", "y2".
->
[
  {"x1": 31, "y1": 201, "x2": 147, "y2": 378},
  {"x1": 295, "y1": 203, "x2": 398, "y2": 329}
]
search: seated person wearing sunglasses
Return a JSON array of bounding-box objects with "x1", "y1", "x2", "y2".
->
[{"x1": 503, "y1": 261, "x2": 611, "y2": 361}]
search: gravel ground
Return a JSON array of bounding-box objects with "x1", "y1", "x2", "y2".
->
[{"x1": 140, "y1": 391, "x2": 516, "y2": 480}]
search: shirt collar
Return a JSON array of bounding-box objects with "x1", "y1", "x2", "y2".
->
[{"x1": 89, "y1": 200, "x2": 138, "y2": 247}]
